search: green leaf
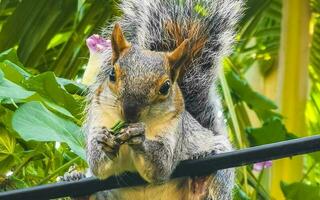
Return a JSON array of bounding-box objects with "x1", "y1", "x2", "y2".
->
[
  {"x1": 226, "y1": 70, "x2": 277, "y2": 111},
  {"x1": 17, "y1": 0, "x2": 77, "y2": 68},
  {"x1": 0, "y1": 106, "x2": 19, "y2": 138},
  {"x1": 0, "y1": 156, "x2": 14, "y2": 176},
  {"x1": 0, "y1": 0, "x2": 77, "y2": 68},
  {"x1": 25, "y1": 93, "x2": 76, "y2": 120},
  {"x1": 42, "y1": 99, "x2": 75, "y2": 120},
  {"x1": 0, "y1": 60, "x2": 30, "y2": 84},
  {"x1": 281, "y1": 182, "x2": 320, "y2": 200},
  {"x1": 0, "y1": 127, "x2": 16, "y2": 175},
  {"x1": 0, "y1": 127, "x2": 15, "y2": 162},
  {"x1": 0, "y1": 48, "x2": 24, "y2": 68},
  {"x1": 0, "y1": 49, "x2": 30, "y2": 85},
  {"x1": 51, "y1": 0, "x2": 115, "y2": 78},
  {"x1": 233, "y1": 184, "x2": 251, "y2": 200},
  {"x1": 0, "y1": 67, "x2": 3, "y2": 82},
  {"x1": 309, "y1": 151, "x2": 320, "y2": 162},
  {"x1": 12, "y1": 101, "x2": 85, "y2": 159},
  {"x1": 56, "y1": 77, "x2": 87, "y2": 96},
  {"x1": 22, "y1": 72, "x2": 82, "y2": 117},
  {"x1": 0, "y1": 0, "x2": 35, "y2": 51},
  {"x1": 246, "y1": 117, "x2": 287, "y2": 146},
  {"x1": 0, "y1": 69, "x2": 35, "y2": 101}
]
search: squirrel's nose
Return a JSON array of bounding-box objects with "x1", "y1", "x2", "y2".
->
[{"x1": 122, "y1": 100, "x2": 141, "y2": 123}]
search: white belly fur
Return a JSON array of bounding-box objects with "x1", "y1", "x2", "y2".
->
[{"x1": 104, "y1": 145, "x2": 190, "y2": 200}]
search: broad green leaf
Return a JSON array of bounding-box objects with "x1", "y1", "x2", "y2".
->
[
  {"x1": 226, "y1": 70, "x2": 277, "y2": 111},
  {"x1": 281, "y1": 182, "x2": 320, "y2": 200},
  {"x1": 42, "y1": 99, "x2": 75, "y2": 120},
  {"x1": 0, "y1": 60, "x2": 30, "y2": 84},
  {"x1": 0, "y1": 48, "x2": 24, "y2": 68},
  {"x1": 0, "y1": 69, "x2": 35, "y2": 101},
  {"x1": 22, "y1": 72, "x2": 82, "y2": 117},
  {"x1": 56, "y1": 77, "x2": 87, "y2": 96},
  {"x1": 0, "y1": 49, "x2": 30, "y2": 85},
  {"x1": 25, "y1": 93, "x2": 76, "y2": 120},
  {"x1": 254, "y1": 109, "x2": 283, "y2": 122},
  {"x1": 12, "y1": 101, "x2": 85, "y2": 159},
  {"x1": 246, "y1": 117, "x2": 287, "y2": 146}
]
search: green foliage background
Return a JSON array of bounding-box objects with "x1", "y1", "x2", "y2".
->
[{"x1": 0, "y1": 0, "x2": 319, "y2": 199}]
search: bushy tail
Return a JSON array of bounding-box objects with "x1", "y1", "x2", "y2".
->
[{"x1": 105, "y1": 0, "x2": 243, "y2": 132}]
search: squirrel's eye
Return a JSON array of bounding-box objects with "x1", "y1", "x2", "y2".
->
[
  {"x1": 109, "y1": 67, "x2": 116, "y2": 82},
  {"x1": 159, "y1": 80, "x2": 171, "y2": 95}
]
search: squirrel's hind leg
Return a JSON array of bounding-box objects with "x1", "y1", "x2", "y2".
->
[
  {"x1": 60, "y1": 168, "x2": 90, "y2": 200},
  {"x1": 206, "y1": 168, "x2": 235, "y2": 200},
  {"x1": 182, "y1": 112, "x2": 235, "y2": 200},
  {"x1": 60, "y1": 167, "x2": 113, "y2": 200}
]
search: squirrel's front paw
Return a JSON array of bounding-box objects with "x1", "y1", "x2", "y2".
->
[
  {"x1": 93, "y1": 127, "x2": 120, "y2": 159},
  {"x1": 116, "y1": 122, "x2": 145, "y2": 146}
]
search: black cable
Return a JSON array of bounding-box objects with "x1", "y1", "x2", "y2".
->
[{"x1": 1, "y1": 135, "x2": 320, "y2": 200}]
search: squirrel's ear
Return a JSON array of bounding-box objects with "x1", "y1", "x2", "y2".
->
[
  {"x1": 166, "y1": 39, "x2": 190, "y2": 82},
  {"x1": 111, "y1": 23, "x2": 131, "y2": 64}
]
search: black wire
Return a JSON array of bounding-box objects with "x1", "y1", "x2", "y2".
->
[{"x1": 1, "y1": 135, "x2": 320, "y2": 200}]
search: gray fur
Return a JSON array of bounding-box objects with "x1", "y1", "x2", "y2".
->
[
  {"x1": 83, "y1": 0, "x2": 243, "y2": 199},
  {"x1": 103, "y1": 0, "x2": 243, "y2": 130},
  {"x1": 84, "y1": 110, "x2": 234, "y2": 199}
]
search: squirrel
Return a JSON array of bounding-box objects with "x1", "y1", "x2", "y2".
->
[{"x1": 80, "y1": 0, "x2": 243, "y2": 199}]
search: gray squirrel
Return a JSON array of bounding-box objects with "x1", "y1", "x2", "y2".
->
[{"x1": 69, "y1": 0, "x2": 243, "y2": 199}]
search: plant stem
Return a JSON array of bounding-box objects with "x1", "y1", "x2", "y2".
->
[
  {"x1": 12, "y1": 144, "x2": 42, "y2": 176},
  {"x1": 247, "y1": 169, "x2": 271, "y2": 200},
  {"x1": 219, "y1": 67, "x2": 243, "y2": 148},
  {"x1": 37, "y1": 157, "x2": 80, "y2": 185},
  {"x1": 252, "y1": 170, "x2": 265, "y2": 200},
  {"x1": 219, "y1": 68, "x2": 249, "y2": 193},
  {"x1": 300, "y1": 161, "x2": 318, "y2": 182},
  {"x1": 12, "y1": 156, "x2": 32, "y2": 176}
]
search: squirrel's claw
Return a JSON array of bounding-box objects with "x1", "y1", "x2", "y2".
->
[
  {"x1": 96, "y1": 133, "x2": 119, "y2": 149},
  {"x1": 60, "y1": 166, "x2": 86, "y2": 182},
  {"x1": 59, "y1": 167, "x2": 90, "y2": 200},
  {"x1": 94, "y1": 127, "x2": 120, "y2": 159},
  {"x1": 116, "y1": 123, "x2": 145, "y2": 145},
  {"x1": 127, "y1": 136, "x2": 145, "y2": 145},
  {"x1": 191, "y1": 151, "x2": 215, "y2": 160}
]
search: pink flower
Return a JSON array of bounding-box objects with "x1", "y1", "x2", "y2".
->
[
  {"x1": 86, "y1": 34, "x2": 111, "y2": 53},
  {"x1": 253, "y1": 161, "x2": 272, "y2": 171}
]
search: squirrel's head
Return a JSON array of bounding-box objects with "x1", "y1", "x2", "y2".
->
[{"x1": 101, "y1": 23, "x2": 190, "y2": 123}]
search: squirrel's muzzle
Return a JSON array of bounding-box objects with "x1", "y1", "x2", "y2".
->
[{"x1": 122, "y1": 98, "x2": 143, "y2": 123}]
